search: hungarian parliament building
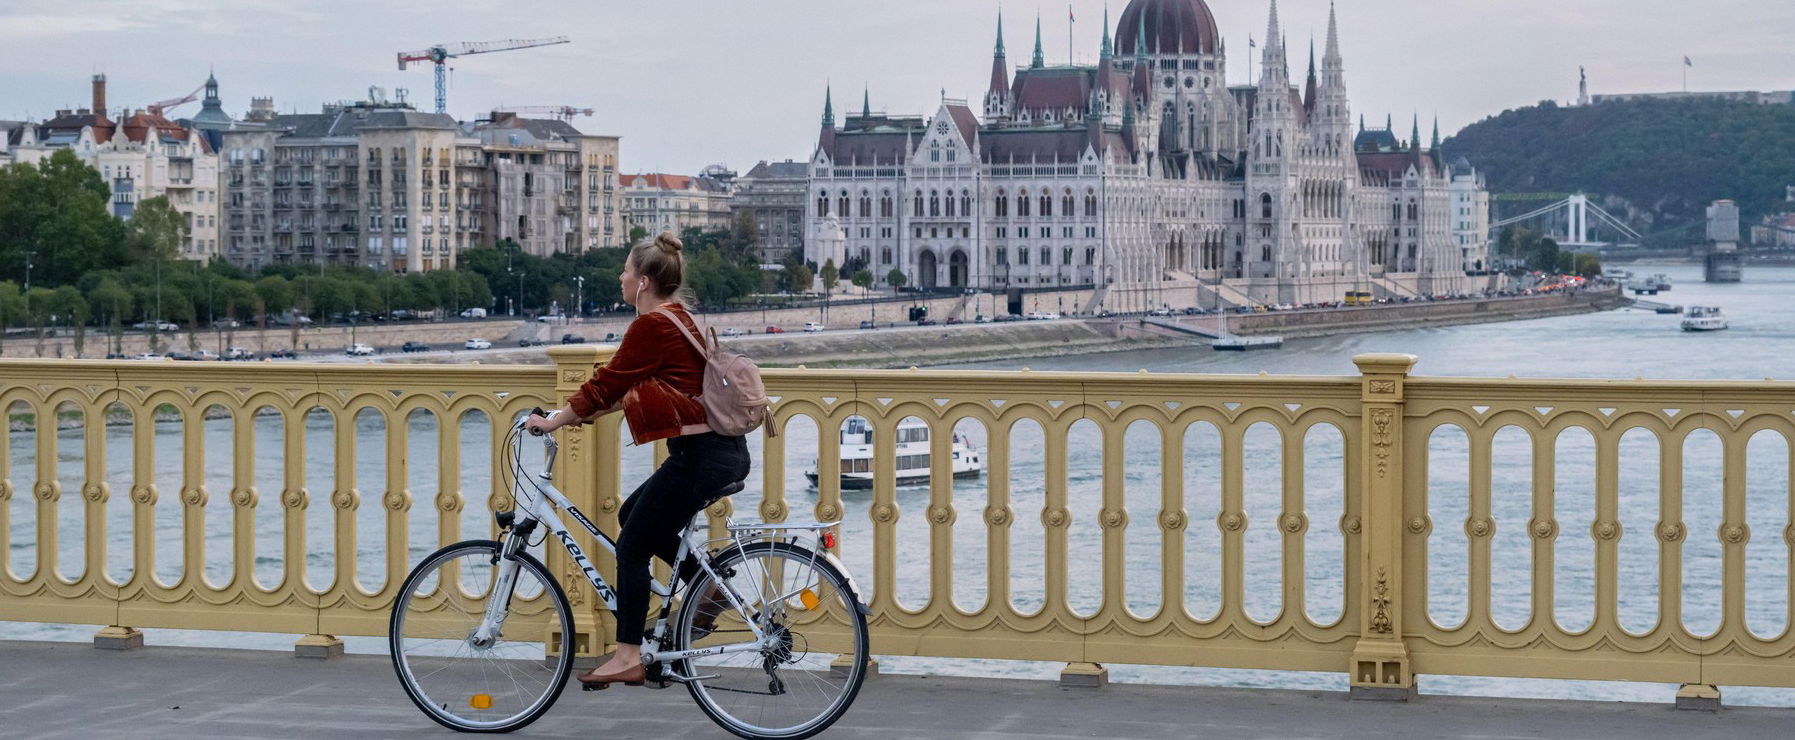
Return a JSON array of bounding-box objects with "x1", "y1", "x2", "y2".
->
[{"x1": 805, "y1": 0, "x2": 1493, "y2": 309}]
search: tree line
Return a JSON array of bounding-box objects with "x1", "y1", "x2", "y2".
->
[{"x1": 0, "y1": 150, "x2": 781, "y2": 353}]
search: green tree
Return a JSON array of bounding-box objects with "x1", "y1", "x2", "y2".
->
[
  {"x1": 49, "y1": 285, "x2": 89, "y2": 356},
  {"x1": 785, "y1": 261, "x2": 813, "y2": 295},
  {"x1": 820, "y1": 258, "x2": 839, "y2": 298},
  {"x1": 0, "y1": 281, "x2": 21, "y2": 353},
  {"x1": 123, "y1": 195, "x2": 188, "y2": 267},
  {"x1": 25, "y1": 286, "x2": 54, "y2": 356},
  {"x1": 87, "y1": 278, "x2": 133, "y2": 354},
  {"x1": 0, "y1": 149, "x2": 124, "y2": 286},
  {"x1": 885, "y1": 269, "x2": 907, "y2": 289},
  {"x1": 627, "y1": 225, "x2": 649, "y2": 244},
  {"x1": 851, "y1": 269, "x2": 874, "y2": 296},
  {"x1": 255, "y1": 275, "x2": 294, "y2": 322},
  {"x1": 726, "y1": 210, "x2": 758, "y2": 263}
]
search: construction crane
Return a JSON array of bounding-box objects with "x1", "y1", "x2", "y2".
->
[
  {"x1": 396, "y1": 36, "x2": 571, "y2": 115},
  {"x1": 491, "y1": 106, "x2": 595, "y2": 122},
  {"x1": 146, "y1": 82, "x2": 206, "y2": 117}
]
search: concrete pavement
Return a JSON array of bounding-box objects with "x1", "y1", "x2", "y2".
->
[{"x1": 2, "y1": 641, "x2": 1788, "y2": 739}]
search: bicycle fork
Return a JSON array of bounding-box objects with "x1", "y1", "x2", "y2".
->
[{"x1": 470, "y1": 528, "x2": 530, "y2": 648}]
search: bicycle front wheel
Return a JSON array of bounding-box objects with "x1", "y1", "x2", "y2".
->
[
  {"x1": 389, "y1": 539, "x2": 574, "y2": 733},
  {"x1": 676, "y1": 541, "x2": 870, "y2": 740}
]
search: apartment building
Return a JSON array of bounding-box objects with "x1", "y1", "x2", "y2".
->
[
  {"x1": 3, "y1": 75, "x2": 221, "y2": 261},
  {"x1": 220, "y1": 96, "x2": 621, "y2": 272},
  {"x1": 621, "y1": 171, "x2": 734, "y2": 236}
]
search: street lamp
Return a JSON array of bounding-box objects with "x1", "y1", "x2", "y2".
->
[{"x1": 573, "y1": 275, "x2": 585, "y2": 323}]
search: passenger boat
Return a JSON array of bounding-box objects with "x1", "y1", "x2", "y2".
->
[
  {"x1": 1680, "y1": 305, "x2": 1727, "y2": 332},
  {"x1": 805, "y1": 417, "x2": 983, "y2": 489}
]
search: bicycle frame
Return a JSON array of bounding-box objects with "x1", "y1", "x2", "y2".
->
[{"x1": 477, "y1": 416, "x2": 774, "y2": 665}]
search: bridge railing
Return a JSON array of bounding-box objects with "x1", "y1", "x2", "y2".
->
[{"x1": 3, "y1": 350, "x2": 1794, "y2": 700}]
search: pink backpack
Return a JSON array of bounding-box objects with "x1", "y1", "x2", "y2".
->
[{"x1": 657, "y1": 309, "x2": 774, "y2": 438}]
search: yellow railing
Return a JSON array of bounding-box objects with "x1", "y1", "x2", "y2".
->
[{"x1": 4, "y1": 350, "x2": 1795, "y2": 701}]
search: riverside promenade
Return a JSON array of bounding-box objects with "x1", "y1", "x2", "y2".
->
[{"x1": 5, "y1": 640, "x2": 1786, "y2": 739}]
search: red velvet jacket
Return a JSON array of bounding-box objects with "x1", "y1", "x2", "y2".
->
[{"x1": 567, "y1": 304, "x2": 708, "y2": 446}]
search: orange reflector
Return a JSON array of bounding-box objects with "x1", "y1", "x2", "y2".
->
[
  {"x1": 799, "y1": 588, "x2": 821, "y2": 610},
  {"x1": 469, "y1": 694, "x2": 493, "y2": 710}
]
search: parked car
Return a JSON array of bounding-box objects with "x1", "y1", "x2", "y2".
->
[
  {"x1": 974, "y1": 314, "x2": 993, "y2": 324},
  {"x1": 401, "y1": 341, "x2": 430, "y2": 353},
  {"x1": 518, "y1": 337, "x2": 540, "y2": 347},
  {"x1": 944, "y1": 317, "x2": 963, "y2": 326},
  {"x1": 460, "y1": 308, "x2": 488, "y2": 319},
  {"x1": 721, "y1": 327, "x2": 746, "y2": 338},
  {"x1": 764, "y1": 325, "x2": 785, "y2": 334},
  {"x1": 190, "y1": 349, "x2": 221, "y2": 361},
  {"x1": 132, "y1": 353, "x2": 166, "y2": 361},
  {"x1": 915, "y1": 319, "x2": 938, "y2": 327},
  {"x1": 169, "y1": 352, "x2": 195, "y2": 361},
  {"x1": 267, "y1": 349, "x2": 297, "y2": 359},
  {"x1": 994, "y1": 314, "x2": 1023, "y2": 323},
  {"x1": 536, "y1": 314, "x2": 567, "y2": 324},
  {"x1": 346, "y1": 343, "x2": 374, "y2": 356},
  {"x1": 858, "y1": 320, "x2": 877, "y2": 330},
  {"x1": 225, "y1": 346, "x2": 254, "y2": 360},
  {"x1": 464, "y1": 338, "x2": 491, "y2": 350},
  {"x1": 210, "y1": 318, "x2": 242, "y2": 329},
  {"x1": 560, "y1": 334, "x2": 586, "y2": 344},
  {"x1": 1149, "y1": 307, "x2": 1173, "y2": 317},
  {"x1": 132, "y1": 320, "x2": 180, "y2": 331},
  {"x1": 602, "y1": 332, "x2": 620, "y2": 343},
  {"x1": 803, "y1": 322, "x2": 825, "y2": 333}
]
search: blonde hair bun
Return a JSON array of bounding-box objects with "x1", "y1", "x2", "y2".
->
[{"x1": 654, "y1": 231, "x2": 683, "y2": 255}]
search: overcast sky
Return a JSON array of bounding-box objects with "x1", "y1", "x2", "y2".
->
[{"x1": 4, "y1": 1, "x2": 1791, "y2": 174}]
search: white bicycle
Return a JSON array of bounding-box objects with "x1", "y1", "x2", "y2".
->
[{"x1": 389, "y1": 408, "x2": 870, "y2": 738}]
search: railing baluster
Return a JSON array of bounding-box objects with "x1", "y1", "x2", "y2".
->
[
  {"x1": 1594, "y1": 427, "x2": 1621, "y2": 633},
  {"x1": 1099, "y1": 422, "x2": 1125, "y2": 617},
  {"x1": 1159, "y1": 423, "x2": 1186, "y2": 623},
  {"x1": 928, "y1": 417, "x2": 954, "y2": 611},
  {"x1": 1658, "y1": 430, "x2": 1685, "y2": 635},
  {"x1": 985, "y1": 419, "x2": 1012, "y2": 613},
  {"x1": 1531, "y1": 428, "x2": 1558, "y2": 633},
  {"x1": 1043, "y1": 418, "x2": 1071, "y2": 617},
  {"x1": 181, "y1": 406, "x2": 205, "y2": 590},
  {"x1": 1218, "y1": 422, "x2": 1244, "y2": 624},
  {"x1": 1467, "y1": 428, "x2": 1493, "y2": 630},
  {"x1": 1722, "y1": 431, "x2": 1749, "y2": 633},
  {"x1": 870, "y1": 412, "x2": 898, "y2": 609},
  {"x1": 383, "y1": 409, "x2": 411, "y2": 596},
  {"x1": 231, "y1": 407, "x2": 256, "y2": 591},
  {"x1": 82, "y1": 400, "x2": 107, "y2": 593},
  {"x1": 35, "y1": 399, "x2": 58, "y2": 584},
  {"x1": 1281, "y1": 424, "x2": 1306, "y2": 625},
  {"x1": 332, "y1": 408, "x2": 358, "y2": 595}
]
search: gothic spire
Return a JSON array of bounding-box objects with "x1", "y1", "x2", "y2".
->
[
  {"x1": 1101, "y1": 4, "x2": 1112, "y2": 59},
  {"x1": 1324, "y1": 1, "x2": 1341, "y2": 63},
  {"x1": 862, "y1": 87, "x2": 871, "y2": 120},
  {"x1": 1134, "y1": 12, "x2": 1148, "y2": 66},
  {"x1": 1032, "y1": 12, "x2": 1045, "y2": 68},
  {"x1": 822, "y1": 85, "x2": 834, "y2": 127},
  {"x1": 995, "y1": 8, "x2": 1006, "y2": 57},
  {"x1": 1411, "y1": 113, "x2": 1421, "y2": 151},
  {"x1": 1431, "y1": 116, "x2": 1441, "y2": 150}
]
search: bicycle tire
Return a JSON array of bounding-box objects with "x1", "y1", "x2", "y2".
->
[
  {"x1": 675, "y1": 540, "x2": 870, "y2": 740},
  {"x1": 389, "y1": 539, "x2": 575, "y2": 733}
]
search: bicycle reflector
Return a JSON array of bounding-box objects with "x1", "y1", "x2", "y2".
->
[
  {"x1": 798, "y1": 588, "x2": 821, "y2": 610},
  {"x1": 469, "y1": 694, "x2": 493, "y2": 710},
  {"x1": 821, "y1": 530, "x2": 837, "y2": 550}
]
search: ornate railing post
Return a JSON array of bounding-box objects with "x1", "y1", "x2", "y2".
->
[
  {"x1": 1350, "y1": 353, "x2": 1418, "y2": 701},
  {"x1": 547, "y1": 345, "x2": 615, "y2": 666}
]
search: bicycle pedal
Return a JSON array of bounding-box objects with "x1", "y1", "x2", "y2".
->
[{"x1": 581, "y1": 681, "x2": 609, "y2": 692}]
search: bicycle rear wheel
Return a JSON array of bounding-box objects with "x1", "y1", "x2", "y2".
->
[
  {"x1": 675, "y1": 541, "x2": 869, "y2": 740},
  {"x1": 389, "y1": 539, "x2": 574, "y2": 733}
]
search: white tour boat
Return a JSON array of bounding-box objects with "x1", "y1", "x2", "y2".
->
[
  {"x1": 1680, "y1": 305, "x2": 1728, "y2": 332},
  {"x1": 805, "y1": 417, "x2": 983, "y2": 490}
]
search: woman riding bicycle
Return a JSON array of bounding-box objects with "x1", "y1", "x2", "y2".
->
[{"x1": 525, "y1": 230, "x2": 750, "y2": 688}]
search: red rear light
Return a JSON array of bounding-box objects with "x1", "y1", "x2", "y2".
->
[{"x1": 821, "y1": 530, "x2": 837, "y2": 550}]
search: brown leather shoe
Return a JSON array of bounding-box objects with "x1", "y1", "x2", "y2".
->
[{"x1": 577, "y1": 659, "x2": 645, "y2": 689}]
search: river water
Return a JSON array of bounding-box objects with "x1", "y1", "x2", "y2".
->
[{"x1": 10, "y1": 261, "x2": 1795, "y2": 706}]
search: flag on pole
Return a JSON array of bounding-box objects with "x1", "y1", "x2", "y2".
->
[
  {"x1": 1684, "y1": 56, "x2": 1694, "y2": 67},
  {"x1": 1069, "y1": 5, "x2": 1075, "y2": 22},
  {"x1": 1249, "y1": 35, "x2": 1256, "y2": 49}
]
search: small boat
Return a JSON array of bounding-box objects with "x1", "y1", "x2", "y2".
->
[
  {"x1": 1680, "y1": 306, "x2": 1727, "y2": 332},
  {"x1": 805, "y1": 417, "x2": 983, "y2": 490},
  {"x1": 1212, "y1": 335, "x2": 1283, "y2": 351},
  {"x1": 1629, "y1": 273, "x2": 1672, "y2": 295}
]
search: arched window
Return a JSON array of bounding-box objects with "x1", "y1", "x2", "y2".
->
[
  {"x1": 880, "y1": 193, "x2": 893, "y2": 217},
  {"x1": 1407, "y1": 200, "x2": 1418, "y2": 220},
  {"x1": 817, "y1": 192, "x2": 829, "y2": 216},
  {"x1": 838, "y1": 190, "x2": 850, "y2": 218},
  {"x1": 1040, "y1": 194, "x2": 1052, "y2": 217},
  {"x1": 914, "y1": 191, "x2": 924, "y2": 217},
  {"x1": 1259, "y1": 193, "x2": 1273, "y2": 219},
  {"x1": 1018, "y1": 191, "x2": 1031, "y2": 217},
  {"x1": 994, "y1": 191, "x2": 1008, "y2": 218},
  {"x1": 859, "y1": 192, "x2": 872, "y2": 218},
  {"x1": 944, "y1": 193, "x2": 955, "y2": 218},
  {"x1": 930, "y1": 142, "x2": 940, "y2": 162},
  {"x1": 1062, "y1": 192, "x2": 1074, "y2": 217},
  {"x1": 929, "y1": 190, "x2": 940, "y2": 217},
  {"x1": 1262, "y1": 245, "x2": 1272, "y2": 261},
  {"x1": 1084, "y1": 190, "x2": 1097, "y2": 217},
  {"x1": 960, "y1": 191, "x2": 971, "y2": 216},
  {"x1": 946, "y1": 146, "x2": 956, "y2": 162}
]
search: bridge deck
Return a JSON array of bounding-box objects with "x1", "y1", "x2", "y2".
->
[{"x1": 3, "y1": 640, "x2": 1785, "y2": 739}]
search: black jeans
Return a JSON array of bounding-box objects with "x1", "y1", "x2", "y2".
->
[{"x1": 613, "y1": 432, "x2": 750, "y2": 645}]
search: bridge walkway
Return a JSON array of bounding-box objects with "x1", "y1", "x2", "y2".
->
[{"x1": 2, "y1": 640, "x2": 1785, "y2": 739}]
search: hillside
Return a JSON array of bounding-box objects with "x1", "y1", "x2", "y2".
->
[{"x1": 1441, "y1": 97, "x2": 1795, "y2": 238}]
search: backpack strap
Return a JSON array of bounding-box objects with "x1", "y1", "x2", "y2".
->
[{"x1": 656, "y1": 308, "x2": 710, "y2": 360}]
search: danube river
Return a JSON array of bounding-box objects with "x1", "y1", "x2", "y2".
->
[{"x1": 10, "y1": 261, "x2": 1795, "y2": 706}]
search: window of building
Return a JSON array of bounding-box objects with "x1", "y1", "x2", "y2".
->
[
  {"x1": 1085, "y1": 248, "x2": 1095, "y2": 265},
  {"x1": 929, "y1": 191, "x2": 940, "y2": 217},
  {"x1": 1063, "y1": 247, "x2": 1074, "y2": 265},
  {"x1": 1062, "y1": 193, "x2": 1074, "y2": 216},
  {"x1": 817, "y1": 192, "x2": 828, "y2": 216},
  {"x1": 995, "y1": 192, "x2": 1008, "y2": 218},
  {"x1": 1261, "y1": 193, "x2": 1273, "y2": 219},
  {"x1": 1040, "y1": 194, "x2": 1052, "y2": 217},
  {"x1": 996, "y1": 247, "x2": 1008, "y2": 264},
  {"x1": 1018, "y1": 191, "x2": 1031, "y2": 217},
  {"x1": 1040, "y1": 247, "x2": 1052, "y2": 265},
  {"x1": 880, "y1": 193, "x2": 893, "y2": 217},
  {"x1": 1085, "y1": 191, "x2": 1097, "y2": 217},
  {"x1": 1019, "y1": 249, "x2": 1029, "y2": 265},
  {"x1": 913, "y1": 191, "x2": 924, "y2": 217}
]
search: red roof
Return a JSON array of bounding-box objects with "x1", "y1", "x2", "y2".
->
[
  {"x1": 627, "y1": 173, "x2": 694, "y2": 190},
  {"x1": 946, "y1": 104, "x2": 979, "y2": 148}
]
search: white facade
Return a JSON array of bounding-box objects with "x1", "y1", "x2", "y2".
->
[
  {"x1": 805, "y1": 0, "x2": 1483, "y2": 308},
  {"x1": 4, "y1": 75, "x2": 221, "y2": 262},
  {"x1": 1449, "y1": 159, "x2": 1491, "y2": 273}
]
